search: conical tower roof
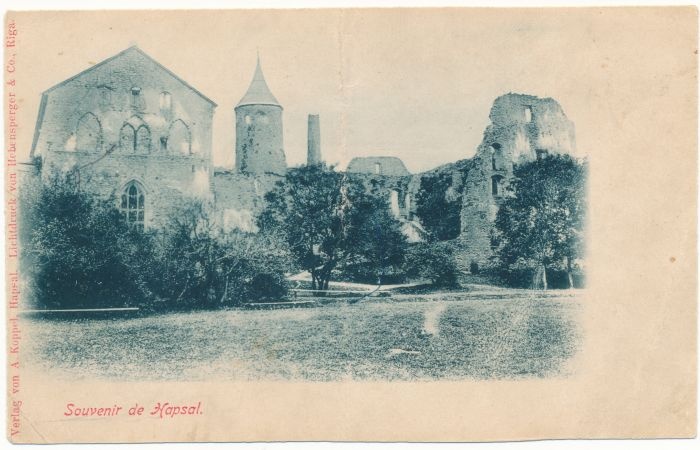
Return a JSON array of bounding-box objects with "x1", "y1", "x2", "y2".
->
[{"x1": 236, "y1": 56, "x2": 281, "y2": 108}]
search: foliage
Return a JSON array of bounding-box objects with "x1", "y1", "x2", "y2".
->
[
  {"x1": 403, "y1": 241, "x2": 459, "y2": 287},
  {"x1": 340, "y1": 196, "x2": 408, "y2": 284},
  {"x1": 414, "y1": 168, "x2": 464, "y2": 241},
  {"x1": 21, "y1": 176, "x2": 289, "y2": 310},
  {"x1": 258, "y1": 165, "x2": 409, "y2": 289},
  {"x1": 21, "y1": 174, "x2": 157, "y2": 309},
  {"x1": 154, "y1": 200, "x2": 289, "y2": 308},
  {"x1": 491, "y1": 154, "x2": 586, "y2": 289}
]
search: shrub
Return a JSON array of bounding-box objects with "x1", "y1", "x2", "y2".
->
[
  {"x1": 21, "y1": 174, "x2": 158, "y2": 309},
  {"x1": 242, "y1": 273, "x2": 289, "y2": 303},
  {"x1": 155, "y1": 201, "x2": 290, "y2": 308},
  {"x1": 403, "y1": 241, "x2": 459, "y2": 287},
  {"x1": 21, "y1": 178, "x2": 290, "y2": 311},
  {"x1": 414, "y1": 165, "x2": 467, "y2": 241}
]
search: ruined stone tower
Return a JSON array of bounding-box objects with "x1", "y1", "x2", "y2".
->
[
  {"x1": 307, "y1": 114, "x2": 321, "y2": 165},
  {"x1": 235, "y1": 56, "x2": 286, "y2": 175},
  {"x1": 459, "y1": 93, "x2": 576, "y2": 270}
]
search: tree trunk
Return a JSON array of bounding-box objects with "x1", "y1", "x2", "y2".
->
[
  {"x1": 219, "y1": 276, "x2": 229, "y2": 304},
  {"x1": 320, "y1": 268, "x2": 331, "y2": 292},
  {"x1": 317, "y1": 261, "x2": 335, "y2": 294},
  {"x1": 542, "y1": 264, "x2": 548, "y2": 290},
  {"x1": 310, "y1": 268, "x2": 318, "y2": 290},
  {"x1": 533, "y1": 264, "x2": 548, "y2": 290},
  {"x1": 566, "y1": 256, "x2": 574, "y2": 289}
]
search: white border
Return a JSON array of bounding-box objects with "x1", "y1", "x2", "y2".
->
[{"x1": 1, "y1": 1, "x2": 697, "y2": 449}]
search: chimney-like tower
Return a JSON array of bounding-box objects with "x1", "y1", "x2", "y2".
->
[{"x1": 307, "y1": 114, "x2": 321, "y2": 166}]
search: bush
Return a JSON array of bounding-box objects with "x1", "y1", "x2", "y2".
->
[
  {"x1": 154, "y1": 201, "x2": 290, "y2": 308},
  {"x1": 242, "y1": 273, "x2": 289, "y2": 303},
  {"x1": 403, "y1": 241, "x2": 459, "y2": 287},
  {"x1": 21, "y1": 177, "x2": 290, "y2": 311},
  {"x1": 21, "y1": 175, "x2": 158, "y2": 309}
]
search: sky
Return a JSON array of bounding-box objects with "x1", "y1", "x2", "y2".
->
[{"x1": 8, "y1": 8, "x2": 653, "y2": 173}]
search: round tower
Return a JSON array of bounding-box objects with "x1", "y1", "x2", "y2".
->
[{"x1": 234, "y1": 56, "x2": 286, "y2": 175}]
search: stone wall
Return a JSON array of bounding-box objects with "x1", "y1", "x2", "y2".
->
[
  {"x1": 33, "y1": 47, "x2": 215, "y2": 163},
  {"x1": 457, "y1": 93, "x2": 576, "y2": 271},
  {"x1": 347, "y1": 156, "x2": 410, "y2": 177},
  {"x1": 484, "y1": 93, "x2": 575, "y2": 163},
  {"x1": 457, "y1": 153, "x2": 495, "y2": 270},
  {"x1": 213, "y1": 171, "x2": 283, "y2": 232},
  {"x1": 33, "y1": 46, "x2": 216, "y2": 229},
  {"x1": 347, "y1": 172, "x2": 414, "y2": 218},
  {"x1": 43, "y1": 150, "x2": 211, "y2": 228},
  {"x1": 234, "y1": 104, "x2": 286, "y2": 175}
]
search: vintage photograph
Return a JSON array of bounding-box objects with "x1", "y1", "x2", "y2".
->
[
  {"x1": 4, "y1": 7, "x2": 695, "y2": 444},
  {"x1": 17, "y1": 42, "x2": 585, "y2": 383}
]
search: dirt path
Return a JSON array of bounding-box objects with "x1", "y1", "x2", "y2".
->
[
  {"x1": 422, "y1": 301, "x2": 447, "y2": 336},
  {"x1": 286, "y1": 271, "x2": 425, "y2": 291}
]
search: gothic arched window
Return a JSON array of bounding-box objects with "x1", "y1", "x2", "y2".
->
[
  {"x1": 120, "y1": 182, "x2": 145, "y2": 231},
  {"x1": 119, "y1": 123, "x2": 136, "y2": 152},
  {"x1": 76, "y1": 112, "x2": 102, "y2": 151},
  {"x1": 167, "y1": 119, "x2": 192, "y2": 155},
  {"x1": 136, "y1": 125, "x2": 151, "y2": 153}
]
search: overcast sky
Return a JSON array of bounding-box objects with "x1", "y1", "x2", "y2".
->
[{"x1": 10, "y1": 9, "x2": 633, "y2": 173}]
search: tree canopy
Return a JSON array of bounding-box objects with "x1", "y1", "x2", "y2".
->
[
  {"x1": 258, "y1": 165, "x2": 408, "y2": 289},
  {"x1": 414, "y1": 167, "x2": 465, "y2": 241},
  {"x1": 492, "y1": 154, "x2": 586, "y2": 289}
]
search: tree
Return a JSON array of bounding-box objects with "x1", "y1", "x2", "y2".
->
[
  {"x1": 21, "y1": 174, "x2": 157, "y2": 309},
  {"x1": 258, "y1": 165, "x2": 408, "y2": 290},
  {"x1": 341, "y1": 192, "x2": 408, "y2": 284},
  {"x1": 414, "y1": 167, "x2": 464, "y2": 241},
  {"x1": 492, "y1": 154, "x2": 586, "y2": 289},
  {"x1": 154, "y1": 200, "x2": 227, "y2": 308}
]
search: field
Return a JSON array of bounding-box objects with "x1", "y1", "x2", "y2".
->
[{"x1": 22, "y1": 288, "x2": 582, "y2": 381}]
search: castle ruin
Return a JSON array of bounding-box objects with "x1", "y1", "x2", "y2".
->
[{"x1": 26, "y1": 46, "x2": 576, "y2": 271}]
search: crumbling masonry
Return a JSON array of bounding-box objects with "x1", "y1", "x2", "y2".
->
[{"x1": 26, "y1": 47, "x2": 575, "y2": 271}]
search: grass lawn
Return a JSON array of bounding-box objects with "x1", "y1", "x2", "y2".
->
[{"x1": 22, "y1": 289, "x2": 582, "y2": 381}]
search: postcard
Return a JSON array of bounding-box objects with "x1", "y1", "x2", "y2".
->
[{"x1": 4, "y1": 7, "x2": 696, "y2": 443}]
